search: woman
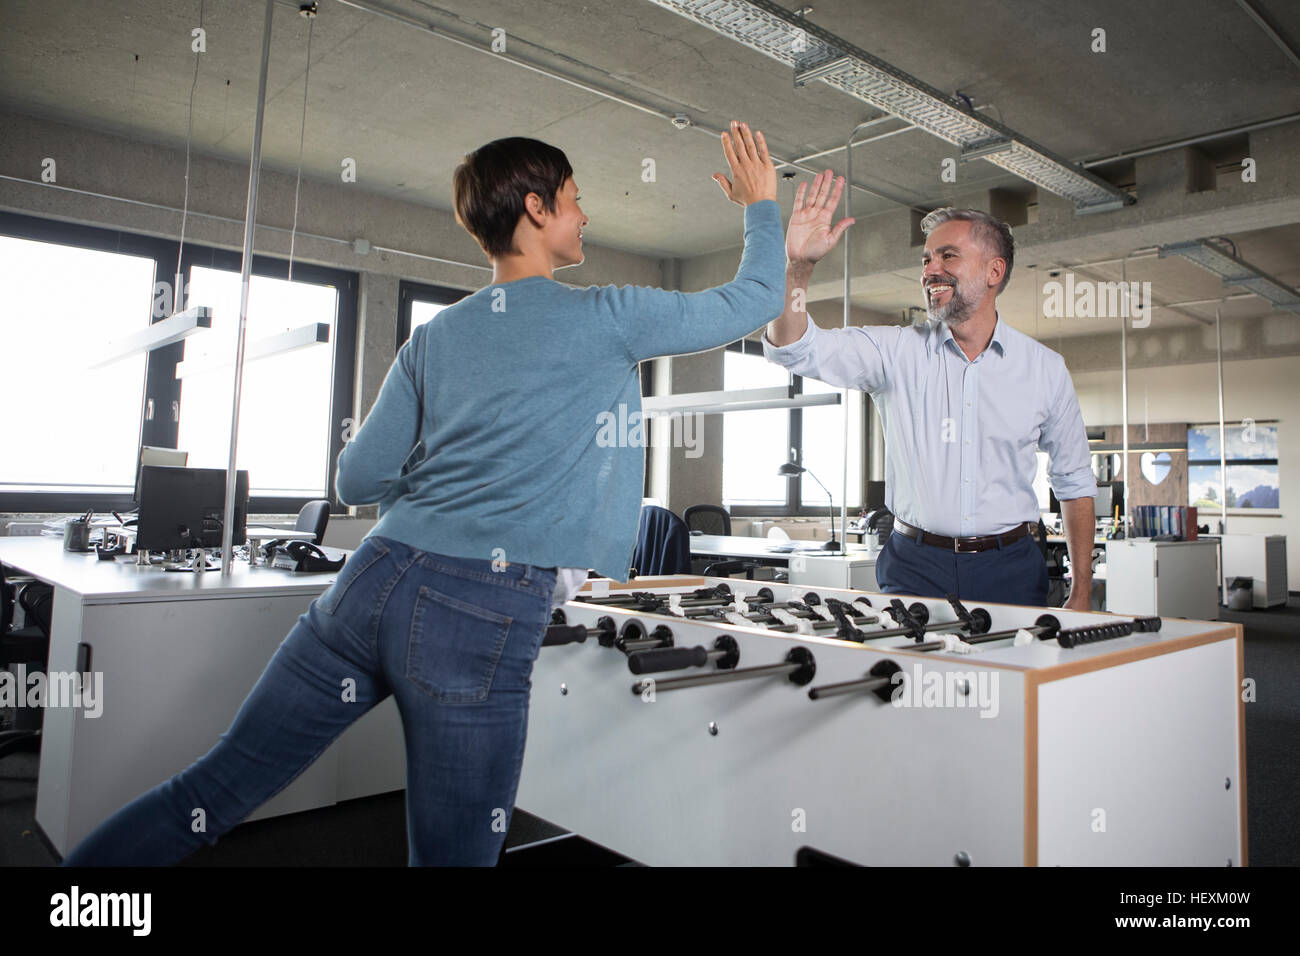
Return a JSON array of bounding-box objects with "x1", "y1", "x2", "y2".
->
[{"x1": 63, "y1": 122, "x2": 823, "y2": 865}]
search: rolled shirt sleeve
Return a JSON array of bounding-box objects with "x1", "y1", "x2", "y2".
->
[
  {"x1": 1039, "y1": 357, "x2": 1097, "y2": 501},
  {"x1": 762, "y1": 312, "x2": 901, "y2": 393}
]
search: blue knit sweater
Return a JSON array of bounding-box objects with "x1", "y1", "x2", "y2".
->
[{"x1": 336, "y1": 199, "x2": 786, "y2": 580}]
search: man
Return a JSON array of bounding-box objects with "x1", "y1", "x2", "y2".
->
[{"x1": 763, "y1": 171, "x2": 1096, "y2": 610}]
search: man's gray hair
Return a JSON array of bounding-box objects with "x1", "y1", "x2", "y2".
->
[{"x1": 919, "y1": 207, "x2": 1015, "y2": 294}]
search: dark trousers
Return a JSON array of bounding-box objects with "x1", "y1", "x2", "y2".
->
[{"x1": 875, "y1": 529, "x2": 1049, "y2": 607}]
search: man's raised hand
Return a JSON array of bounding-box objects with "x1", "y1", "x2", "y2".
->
[
  {"x1": 712, "y1": 121, "x2": 778, "y2": 207},
  {"x1": 786, "y1": 169, "x2": 855, "y2": 264}
]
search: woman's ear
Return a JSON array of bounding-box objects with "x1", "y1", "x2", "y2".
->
[{"x1": 521, "y1": 190, "x2": 548, "y2": 229}]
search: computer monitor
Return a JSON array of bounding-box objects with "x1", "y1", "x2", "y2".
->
[
  {"x1": 865, "y1": 480, "x2": 887, "y2": 511},
  {"x1": 136, "y1": 466, "x2": 248, "y2": 551},
  {"x1": 1109, "y1": 480, "x2": 1125, "y2": 517},
  {"x1": 133, "y1": 446, "x2": 188, "y2": 503},
  {"x1": 1094, "y1": 484, "x2": 1112, "y2": 518}
]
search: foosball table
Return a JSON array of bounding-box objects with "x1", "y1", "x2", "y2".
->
[{"x1": 515, "y1": 576, "x2": 1246, "y2": 866}]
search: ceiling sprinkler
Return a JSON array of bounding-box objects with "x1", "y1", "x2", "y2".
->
[{"x1": 671, "y1": 114, "x2": 691, "y2": 130}]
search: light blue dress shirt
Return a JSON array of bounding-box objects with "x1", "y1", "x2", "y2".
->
[{"x1": 763, "y1": 313, "x2": 1096, "y2": 538}]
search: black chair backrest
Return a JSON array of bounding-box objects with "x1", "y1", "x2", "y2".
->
[
  {"x1": 0, "y1": 564, "x2": 13, "y2": 635},
  {"x1": 296, "y1": 500, "x2": 331, "y2": 545},
  {"x1": 18, "y1": 582, "x2": 53, "y2": 638},
  {"x1": 683, "y1": 504, "x2": 731, "y2": 537}
]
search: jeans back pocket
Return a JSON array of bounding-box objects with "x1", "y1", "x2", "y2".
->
[{"x1": 406, "y1": 585, "x2": 514, "y2": 704}]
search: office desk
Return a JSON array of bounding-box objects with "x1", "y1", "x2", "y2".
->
[
  {"x1": 0, "y1": 538, "x2": 406, "y2": 856},
  {"x1": 690, "y1": 534, "x2": 879, "y2": 590}
]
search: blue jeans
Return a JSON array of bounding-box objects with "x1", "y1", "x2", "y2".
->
[
  {"x1": 62, "y1": 536, "x2": 557, "y2": 866},
  {"x1": 875, "y1": 529, "x2": 1049, "y2": 607}
]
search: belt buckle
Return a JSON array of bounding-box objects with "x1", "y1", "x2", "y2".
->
[{"x1": 953, "y1": 537, "x2": 980, "y2": 554}]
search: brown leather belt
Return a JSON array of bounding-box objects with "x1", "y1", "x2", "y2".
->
[{"x1": 893, "y1": 518, "x2": 1032, "y2": 553}]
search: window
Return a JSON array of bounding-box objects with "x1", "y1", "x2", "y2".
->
[
  {"x1": 397, "y1": 280, "x2": 467, "y2": 349},
  {"x1": 721, "y1": 341, "x2": 865, "y2": 515},
  {"x1": 0, "y1": 212, "x2": 357, "y2": 514},
  {"x1": 0, "y1": 234, "x2": 153, "y2": 500},
  {"x1": 722, "y1": 346, "x2": 790, "y2": 506},
  {"x1": 176, "y1": 266, "x2": 340, "y2": 499},
  {"x1": 799, "y1": 376, "x2": 862, "y2": 510},
  {"x1": 1188, "y1": 421, "x2": 1280, "y2": 513}
]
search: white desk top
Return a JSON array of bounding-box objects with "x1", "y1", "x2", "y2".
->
[
  {"x1": 0, "y1": 537, "x2": 339, "y2": 604},
  {"x1": 245, "y1": 527, "x2": 318, "y2": 541},
  {"x1": 691, "y1": 534, "x2": 877, "y2": 564}
]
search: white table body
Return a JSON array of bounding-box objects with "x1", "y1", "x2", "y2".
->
[{"x1": 0, "y1": 539, "x2": 406, "y2": 856}]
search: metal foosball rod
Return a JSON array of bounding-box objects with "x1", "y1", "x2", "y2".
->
[
  {"x1": 825, "y1": 598, "x2": 992, "y2": 643},
  {"x1": 692, "y1": 596, "x2": 878, "y2": 631},
  {"x1": 578, "y1": 584, "x2": 737, "y2": 607},
  {"x1": 905, "y1": 612, "x2": 1162, "y2": 653},
  {"x1": 673, "y1": 592, "x2": 869, "y2": 621},
  {"x1": 631, "y1": 646, "x2": 816, "y2": 695},
  {"x1": 614, "y1": 619, "x2": 675, "y2": 652},
  {"x1": 807, "y1": 659, "x2": 903, "y2": 701}
]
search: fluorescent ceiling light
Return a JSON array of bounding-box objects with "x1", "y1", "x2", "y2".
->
[
  {"x1": 645, "y1": 0, "x2": 1128, "y2": 211},
  {"x1": 1158, "y1": 240, "x2": 1300, "y2": 314},
  {"x1": 175, "y1": 322, "x2": 331, "y2": 378},
  {"x1": 643, "y1": 385, "x2": 840, "y2": 415},
  {"x1": 89, "y1": 306, "x2": 211, "y2": 369}
]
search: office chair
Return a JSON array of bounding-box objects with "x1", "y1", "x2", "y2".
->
[
  {"x1": 0, "y1": 565, "x2": 51, "y2": 759},
  {"x1": 683, "y1": 504, "x2": 731, "y2": 537},
  {"x1": 1035, "y1": 519, "x2": 1068, "y2": 607},
  {"x1": 297, "y1": 500, "x2": 331, "y2": 545}
]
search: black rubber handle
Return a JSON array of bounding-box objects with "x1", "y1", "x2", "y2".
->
[
  {"x1": 627, "y1": 645, "x2": 710, "y2": 675},
  {"x1": 542, "y1": 623, "x2": 589, "y2": 647}
]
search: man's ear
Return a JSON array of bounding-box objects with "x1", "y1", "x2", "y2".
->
[{"x1": 987, "y1": 256, "x2": 1006, "y2": 291}]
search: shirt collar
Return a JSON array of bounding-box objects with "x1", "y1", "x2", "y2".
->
[{"x1": 931, "y1": 311, "x2": 1009, "y2": 359}]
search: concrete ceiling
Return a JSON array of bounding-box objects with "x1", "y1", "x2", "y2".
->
[{"x1": 2, "y1": 0, "x2": 1300, "y2": 340}]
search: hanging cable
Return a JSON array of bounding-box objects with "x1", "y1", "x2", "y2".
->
[
  {"x1": 288, "y1": 3, "x2": 318, "y2": 284},
  {"x1": 176, "y1": 0, "x2": 206, "y2": 312}
]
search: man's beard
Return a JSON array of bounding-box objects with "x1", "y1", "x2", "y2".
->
[{"x1": 925, "y1": 278, "x2": 979, "y2": 326}]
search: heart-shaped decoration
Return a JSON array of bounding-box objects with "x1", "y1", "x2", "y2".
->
[{"x1": 1140, "y1": 451, "x2": 1171, "y2": 485}]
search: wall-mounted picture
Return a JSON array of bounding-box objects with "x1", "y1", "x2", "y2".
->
[{"x1": 1187, "y1": 422, "x2": 1280, "y2": 514}]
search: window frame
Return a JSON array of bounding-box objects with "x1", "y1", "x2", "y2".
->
[
  {"x1": 0, "y1": 212, "x2": 358, "y2": 516},
  {"x1": 397, "y1": 279, "x2": 468, "y2": 349},
  {"x1": 721, "y1": 339, "x2": 866, "y2": 518}
]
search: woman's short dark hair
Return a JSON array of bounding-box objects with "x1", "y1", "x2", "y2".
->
[{"x1": 453, "y1": 137, "x2": 574, "y2": 258}]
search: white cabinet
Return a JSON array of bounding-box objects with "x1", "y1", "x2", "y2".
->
[
  {"x1": 787, "y1": 551, "x2": 879, "y2": 591},
  {"x1": 1220, "y1": 533, "x2": 1288, "y2": 608},
  {"x1": 1105, "y1": 539, "x2": 1219, "y2": 620}
]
